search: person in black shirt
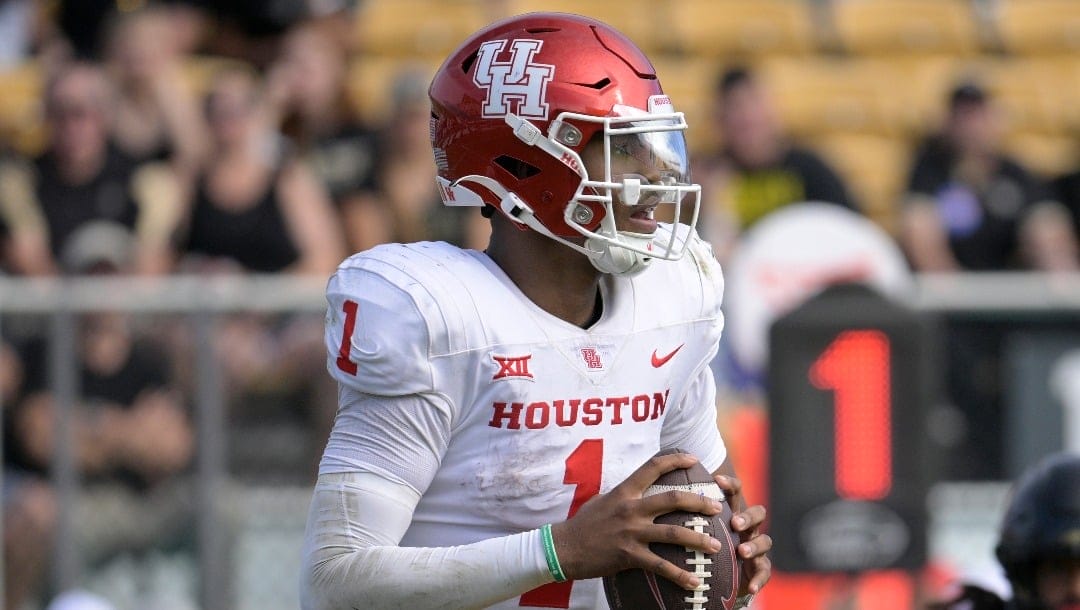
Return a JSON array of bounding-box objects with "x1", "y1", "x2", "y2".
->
[
  {"x1": 176, "y1": 67, "x2": 344, "y2": 479},
  {"x1": 900, "y1": 82, "x2": 1077, "y2": 272},
  {"x1": 178, "y1": 66, "x2": 343, "y2": 275},
  {"x1": 0, "y1": 62, "x2": 182, "y2": 276},
  {"x1": 3, "y1": 304, "x2": 194, "y2": 609},
  {"x1": 697, "y1": 66, "x2": 858, "y2": 259}
]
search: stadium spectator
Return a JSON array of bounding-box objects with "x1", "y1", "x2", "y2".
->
[
  {"x1": 103, "y1": 6, "x2": 208, "y2": 180},
  {"x1": 340, "y1": 69, "x2": 490, "y2": 251},
  {"x1": 2, "y1": 243, "x2": 195, "y2": 610},
  {"x1": 174, "y1": 66, "x2": 344, "y2": 479},
  {"x1": 301, "y1": 13, "x2": 770, "y2": 609},
  {"x1": 696, "y1": 66, "x2": 858, "y2": 260},
  {"x1": 900, "y1": 82, "x2": 1076, "y2": 272},
  {"x1": 176, "y1": 66, "x2": 344, "y2": 275},
  {"x1": 265, "y1": 22, "x2": 379, "y2": 240},
  {"x1": 0, "y1": 62, "x2": 183, "y2": 276},
  {"x1": 929, "y1": 451, "x2": 1080, "y2": 609}
]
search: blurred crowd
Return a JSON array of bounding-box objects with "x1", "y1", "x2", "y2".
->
[
  {"x1": 0, "y1": 2, "x2": 488, "y2": 608},
  {"x1": 2, "y1": 1, "x2": 1080, "y2": 609}
]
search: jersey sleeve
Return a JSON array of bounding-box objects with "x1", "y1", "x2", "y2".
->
[
  {"x1": 660, "y1": 362, "x2": 727, "y2": 474},
  {"x1": 658, "y1": 229, "x2": 727, "y2": 472},
  {"x1": 682, "y1": 227, "x2": 726, "y2": 327},
  {"x1": 325, "y1": 260, "x2": 437, "y2": 396}
]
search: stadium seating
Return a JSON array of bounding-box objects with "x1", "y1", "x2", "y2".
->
[
  {"x1": 354, "y1": 0, "x2": 490, "y2": 58},
  {"x1": 810, "y1": 132, "x2": 911, "y2": 233},
  {"x1": 503, "y1": 0, "x2": 668, "y2": 53},
  {"x1": 648, "y1": 55, "x2": 721, "y2": 153},
  {"x1": 1002, "y1": 132, "x2": 1080, "y2": 179},
  {"x1": 830, "y1": 0, "x2": 982, "y2": 56},
  {"x1": 952, "y1": 58, "x2": 1075, "y2": 135},
  {"x1": 994, "y1": 0, "x2": 1080, "y2": 55},
  {"x1": 671, "y1": 0, "x2": 819, "y2": 58},
  {"x1": 854, "y1": 55, "x2": 960, "y2": 135},
  {"x1": 7, "y1": 0, "x2": 1077, "y2": 234},
  {"x1": 756, "y1": 57, "x2": 904, "y2": 137},
  {"x1": 346, "y1": 55, "x2": 443, "y2": 125}
]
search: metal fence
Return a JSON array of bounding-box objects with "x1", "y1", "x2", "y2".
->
[
  {"x1": 1, "y1": 275, "x2": 327, "y2": 610},
  {"x1": 2, "y1": 272, "x2": 1079, "y2": 609}
]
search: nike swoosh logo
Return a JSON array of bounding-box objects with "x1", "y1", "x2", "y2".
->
[{"x1": 650, "y1": 344, "x2": 684, "y2": 368}]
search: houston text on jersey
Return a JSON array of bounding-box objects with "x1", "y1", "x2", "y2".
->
[{"x1": 487, "y1": 390, "x2": 670, "y2": 429}]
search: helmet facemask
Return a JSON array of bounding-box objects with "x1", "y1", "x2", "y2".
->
[
  {"x1": 563, "y1": 102, "x2": 702, "y2": 275},
  {"x1": 445, "y1": 96, "x2": 702, "y2": 277}
]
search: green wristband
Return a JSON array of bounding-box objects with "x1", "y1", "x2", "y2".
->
[{"x1": 540, "y1": 524, "x2": 567, "y2": 583}]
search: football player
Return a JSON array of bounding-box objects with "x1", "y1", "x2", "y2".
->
[
  {"x1": 300, "y1": 12, "x2": 772, "y2": 610},
  {"x1": 930, "y1": 452, "x2": 1080, "y2": 610}
]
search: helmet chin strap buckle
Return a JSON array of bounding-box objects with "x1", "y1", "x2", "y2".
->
[
  {"x1": 500, "y1": 191, "x2": 538, "y2": 232},
  {"x1": 585, "y1": 231, "x2": 654, "y2": 277},
  {"x1": 454, "y1": 174, "x2": 535, "y2": 228}
]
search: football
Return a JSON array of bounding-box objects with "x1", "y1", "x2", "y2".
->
[{"x1": 603, "y1": 449, "x2": 742, "y2": 610}]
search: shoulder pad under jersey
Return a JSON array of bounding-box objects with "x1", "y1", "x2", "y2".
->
[
  {"x1": 324, "y1": 242, "x2": 493, "y2": 395},
  {"x1": 637, "y1": 224, "x2": 725, "y2": 324}
]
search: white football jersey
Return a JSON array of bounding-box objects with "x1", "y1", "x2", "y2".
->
[{"x1": 322, "y1": 225, "x2": 727, "y2": 609}]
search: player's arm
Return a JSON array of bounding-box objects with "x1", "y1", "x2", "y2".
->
[
  {"x1": 299, "y1": 390, "x2": 555, "y2": 610},
  {"x1": 307, "y1": 265, "x2": 557, "y2": 608},
  {"x1": 300, "y1": 390, "x2": 728, "y2": 608},
  {"x1": 301, "y1": 453, "x2": 729, "y2": 610}
]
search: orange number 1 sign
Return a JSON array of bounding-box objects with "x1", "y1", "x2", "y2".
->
[{"x1": 810, "y1": 330, "x2": 892, "y2": 501}]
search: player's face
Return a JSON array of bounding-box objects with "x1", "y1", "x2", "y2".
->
[
  {"x1": 1036, "y1": 557, "x2": 1080, "y2": 609},
  {"x1": 580, "y1": 128, "x2": 691, "y2": 235}
]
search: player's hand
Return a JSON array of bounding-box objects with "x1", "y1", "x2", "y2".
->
[
  {"x1": 549, "y1": 452, "x2": 728, "y2": 591},
  {"x1": 716, "y1": 474, "x2": 772, "y2": 596}
]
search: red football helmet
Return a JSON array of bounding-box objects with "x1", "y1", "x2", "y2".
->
[{"x1": 429, "y1": 12, "x2": 701, "y2": 275}]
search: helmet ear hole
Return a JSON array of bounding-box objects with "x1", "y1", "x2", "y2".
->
[{"x1": 494, "y1": 155, "x2": 541, "y2": 180}]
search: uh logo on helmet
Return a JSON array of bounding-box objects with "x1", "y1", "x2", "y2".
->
[
  {"x1": 472, "y1": 38, "x2": 554, "y2": 121},
  {"x1": 428, "y1": 12, "x2": 703, "y2": 276}
]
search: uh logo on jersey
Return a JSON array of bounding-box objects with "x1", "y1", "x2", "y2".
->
[{"x1": 473, "y1": 38, "x2": 554, "y2": 120}]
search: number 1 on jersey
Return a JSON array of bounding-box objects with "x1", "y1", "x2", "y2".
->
[
  {"x1": 336, "y1": 299, "x2": 359, "y2": 375},
  {"x1": 519, "y1": 439, "x2": 603, "y2": 608}
]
